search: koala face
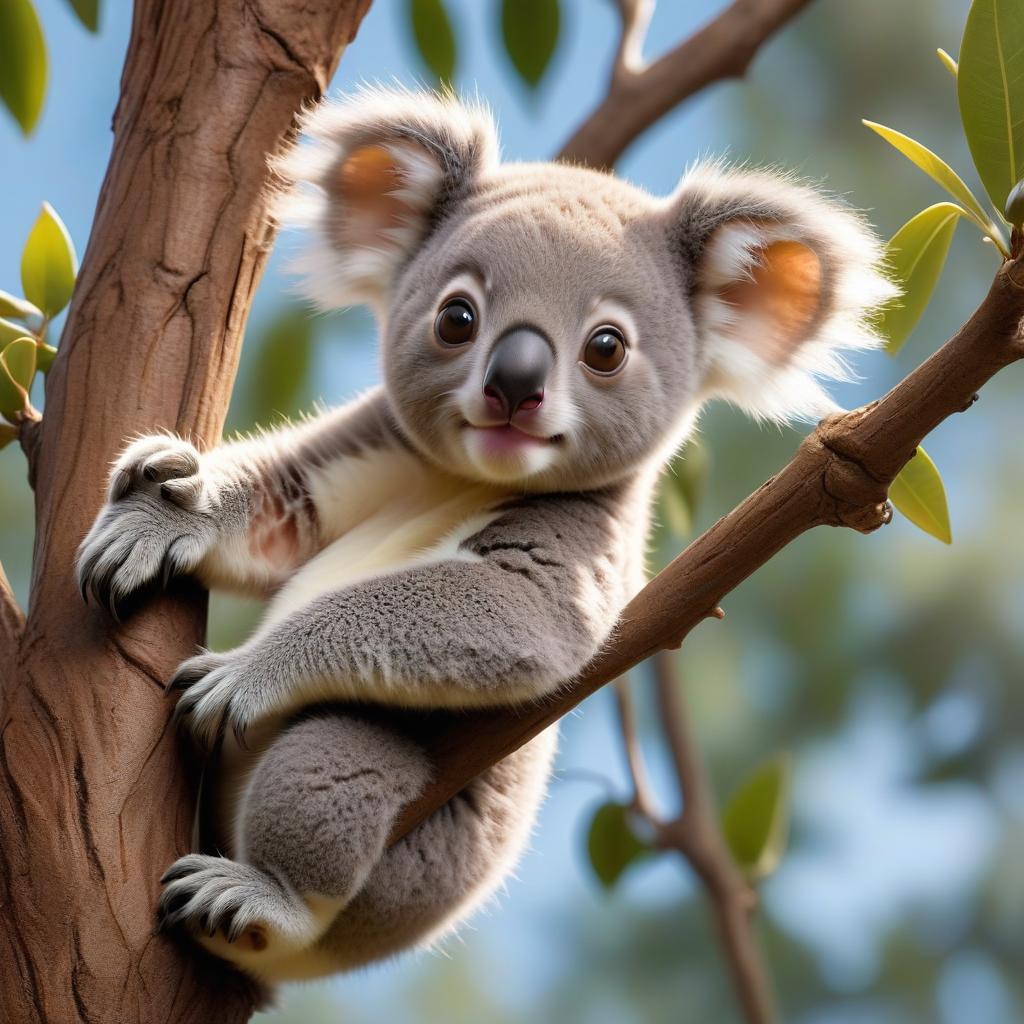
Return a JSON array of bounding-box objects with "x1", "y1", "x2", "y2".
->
[
  {"x1": 280, "y1": 89, "x2": 894, "y2": 491},
  {"x1": 381, "y1": 165, "x2": 700, "y2": 491}
]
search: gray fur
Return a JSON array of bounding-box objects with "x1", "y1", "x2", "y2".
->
[{"x1": 75, "y1": 89, "x2": 895, "y2": 984}]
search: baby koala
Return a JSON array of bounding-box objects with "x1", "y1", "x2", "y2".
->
[{"x1": 77, "y1": 88, "x2": 893, "y2": 985}]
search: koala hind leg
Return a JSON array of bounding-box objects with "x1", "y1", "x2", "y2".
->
[{"x1": 175, "y1": 712, "x2": 430, "y2": 978}]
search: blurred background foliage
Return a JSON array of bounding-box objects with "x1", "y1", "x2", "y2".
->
[{"x1": 1, "y1": 1, "x2": 1023, "y2": 1022}]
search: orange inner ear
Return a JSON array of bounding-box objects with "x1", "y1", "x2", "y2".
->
[
  {"x1": 334, "y1": 144, "x2": 408, "y2": 231},
  {"x1": 719, "y1": 240, "x2": 823, "y2": 365}
]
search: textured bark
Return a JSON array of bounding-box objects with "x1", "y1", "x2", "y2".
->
[
  {"x1": 390, "y1": 258, "x2": 1024, "y2": 843},
  {"x1": 0, "y1": 3, "x2": 370, "y2": 1022}
]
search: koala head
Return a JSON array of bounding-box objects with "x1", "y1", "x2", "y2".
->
[{"x1": 279, "y1": 88, "x2": 895, "y2": 492}]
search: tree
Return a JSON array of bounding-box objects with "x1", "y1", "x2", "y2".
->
[{"x1": 1, "y1": 1, "x2": 1022, "y2": 1023}]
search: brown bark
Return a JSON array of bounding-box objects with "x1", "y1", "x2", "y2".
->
[
  {"x1": 558, "y1": 0, "x2": 817, "y2": 169},
  {"x1": 0, "y1": 3, "x2": 370, "y2": 1022},
  {"x1": 390, "y1": 258, "x2": 1024, "y2": 844}
]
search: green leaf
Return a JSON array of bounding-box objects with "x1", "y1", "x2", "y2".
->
[
  {"x1": 862, "y1": 120, "x2": 994, "y2": 233},
  {"x1": 409, "y1": 0, "x2": 456, "y2": 84},
  {"x1": 957, "y1": 0, "x2": 1024, "y2": 213},
  {"x1": 0, "y1": 423, "x2": 18, "y2": 450},
  {"x1": 722, "y1": 753, "x2": 792, "y2": 880},
  {"x1": 64, "y1": 0, "x2": 100, "y2": 32},
  {"x1": 0, "y1": 290, "x2": 42, "y2": 323},
  {"x1": 586, "y1": 802, "x2": 651, "y2": 889},
  {"x1": 21, "y1": 203, "x2": 78, "y2": 318},
  {"x1": 1004, "y1": 178, "x2": 1024, "y2": 226},
  {"x1": 889, "y1": 446, "x2": 952, "y2": 544},
  {"x1": 36, "y1": 343, "x2": 57, "y2": 373},
  {"x1": 0, "y1": 0, "x2": 47, "y2": 135},
  {"x1": 877, "y1": 203, "x2": 962, "y2": 355},
  {"x1": 0, "y1": 337, "x2": 38, "y2": 418},
  {"x1": 936, "y1": 47, "x2": 958, "y2": 78},
  {"x1": 0, "y1": 319, "x2": 31, "y2": 347},
  {"x1": 501, "y1": 0, "x2": 561, "y2": 89}
]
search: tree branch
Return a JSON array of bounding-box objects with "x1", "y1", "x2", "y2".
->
[
  {"x1": 390, "y1": 258, "x2": 1024, "y2": 844},
  {"x1": 0, "y1": 3, "x2": 371, "y2": 1021},
  {"x1": 653, "y1": 652, "x2": 772, "y2": 1024},
  {"x1": 0, "y1": 560, "x2": 24, "y2": 663},
  {"x1": 558, "y1": 0, "x2": 816, "y2": 169},
  {"x1": 613, "y1": 677, "x2": 657, "y2": 819}
]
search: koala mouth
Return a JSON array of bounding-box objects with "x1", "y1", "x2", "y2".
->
[{"x1": 461, "y1": 422, "x2": 564, "y2": 451}]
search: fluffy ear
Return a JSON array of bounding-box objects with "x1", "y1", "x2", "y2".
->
[
  {"x1": 276, "y1": 87, "x2": 499, "y2": 309},
  {"x1": 666, "y1": 163, "x2": 898, "y2": 422}
]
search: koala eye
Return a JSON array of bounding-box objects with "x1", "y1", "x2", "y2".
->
[
  {"x1": 435, "y1": 298, "x2": 477, "y2": 347},
  {"x1": 581, "y1": 326, "x2": 627, "y2": 375}
]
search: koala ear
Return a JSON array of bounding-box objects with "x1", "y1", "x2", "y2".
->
[
  {"x1": 666, "y1": 163, "x2": 897, "y2": 422},
  {"x1": 276, "y1": 88, "x2": 499, "y2": 309}
]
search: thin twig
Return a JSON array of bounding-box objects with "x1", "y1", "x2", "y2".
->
[
  {"x1": 612, "y1": 677, "x2": 658, "y2": 819},
  {"x1": 559, "y1": 0, "x2": 817, "y2": 168},
  {"x1": 653, "y1": 651, "x2": 772, "y2": 1024}
]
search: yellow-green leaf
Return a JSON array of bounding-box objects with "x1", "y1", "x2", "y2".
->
[
  {"x1": 586, "y1": 802, "x2": 651, "y2": 890},
  {"x1": 936, "y1": 48, "x2": 958, "y2": 78},
  {"x1": 0, "y1": 319, "x2": 31, "y2": 347},
  {"x1": 958, "y1": 0, "x2": 1024, "y2": 212},
  {"x1": 889, "y1": 446, "x2": 952, "y2": 544},
  {"x1": 501, "y1": 0, "x2": 561, "y2": 89},
  {"x1": 878, "y1": 203, "x2": 962, "y2": 355},
  {"x1": 36, "y1": 342, "x2": 57, "y2": 373},
  {"x1": 408, "y1": 0, "x2": 456, "y2": 84},
  {"x1": 21, "y1": 203, "x2": 78, "y2": 318},
  {"x1": 0, "y1": 0, "x2": 47, "y2": 135},
  {"x1": 64, "y1": 0, "x2": 100, "y2": 32},
  {"x1": 722, "y1": 753, "x2": 792, "y2": 880},
  {"x1": 0, "y1": 423, "x2": 18, "y2": 450},
  {"x1": 862, "y1": 120, "x2": 994, "y2": 232},
  {"x1": 0, "y1": 290, "x2": 42, "y2": 323},
  {"x1": 0, "y1": 337, "x2": 37, "y2": 418},
  {"x1": 1006, "y1": 179, "x2": 1024, "y2": 226}
]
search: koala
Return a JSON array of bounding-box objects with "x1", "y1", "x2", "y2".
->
[{"x1": 76, "y1": 88, "x2": 894, "y2": 986}]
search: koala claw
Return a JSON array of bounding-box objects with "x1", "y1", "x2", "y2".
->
[{"x1": 169, "y1": 649, "x2": 266, "y2": 750}]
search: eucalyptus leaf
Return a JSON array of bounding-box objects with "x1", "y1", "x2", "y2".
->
[
  {"x1": 586, "y1": 802, "x2": 651, "y2": 890},
  {"x1": 889, "y1": 446, "x2": 952, "y2": 544},
  {"x1": 0, "y1": 423, "x2": 18, "y2": 451},
  {"x1": 722, "y1": 753, "x2": 792, "y2": 880},
  {"x1": 21, "y1": 203, "x2": 78, "y2": 318},
  {"x1": 0, "y1": 0, "x2": 47, "y2": 135},
  {"x1": 0, "y1": 290, "x2": 42, "y2": 323},
  {"x1": 878, "y1": 203, "x2": 962, "y2": 355},
  {"x1": 409, "y1": 0, "x2": 456, "y2": 84},
  {"x1": 65, "y1": 0, "x2": 100, "y2": 32},
  {"x1": 36, "y1": 343, "x2": 57, "y2": 373},
  {"x1": 958, "y1": 0, "x2": 1024, "y2": 212},
  {"x1": 0, "y1": 337, "x2": 38, "y2": 418},
  {"x1": 0, "y1": 319, "x2": 31, "y2": 347},
  {"x1": 936, "y1": 47, "x2": 958, "y2": 78},
  {"x1": 501, "y1": 0, "x2": 561, "y2": 89},
  {"x1": 1005, "y1": 179, "x2": 1024, "y2": 226},
  {"x1": 862, "y1": 120, "x2": 994, "y2": 233}
]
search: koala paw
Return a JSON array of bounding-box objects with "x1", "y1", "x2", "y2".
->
[
  {"x1": 77, "y1": 436, "x2": 228, "y2": 616},
  {"x1": 158, "y1": 854, "x2": 314, "y2": 946},
  {"x1": 168, "y1": 648, "x2": 273, "y2": 750}
]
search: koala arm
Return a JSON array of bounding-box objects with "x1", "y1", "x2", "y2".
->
[
  {"x1": 170, "y1": 491, "x2": 633, "y2": 746},
  {"x1": 76, "y1": 389, "x2": 406, "y2": 609}
]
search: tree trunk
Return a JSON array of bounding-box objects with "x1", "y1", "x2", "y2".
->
[{"x1": 0, "y1": 3, "x2": 370, "y2": 1021}]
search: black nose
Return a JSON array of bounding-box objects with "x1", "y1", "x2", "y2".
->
[{"x1": 482, "y1": 327, "x2": 553, "y2": 418}]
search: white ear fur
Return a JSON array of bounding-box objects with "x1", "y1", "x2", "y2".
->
[
  {"x1": 673, "y1": 163, "x2": 898, "y2": 422},
  {"x1": 274, "y1": 87, "x2": 500, "y2": 311}
]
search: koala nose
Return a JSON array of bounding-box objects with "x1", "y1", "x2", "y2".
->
[{"x1": 482, "y1": 327, "x2": 553, "y2": 418}]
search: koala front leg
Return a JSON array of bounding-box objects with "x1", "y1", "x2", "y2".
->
[
  {"x1": 169, "y1": 500, "x2": 624, "y2": 747},
  {"x1": 76, "y1": 435, "x2": 251, "y2": 615}
]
